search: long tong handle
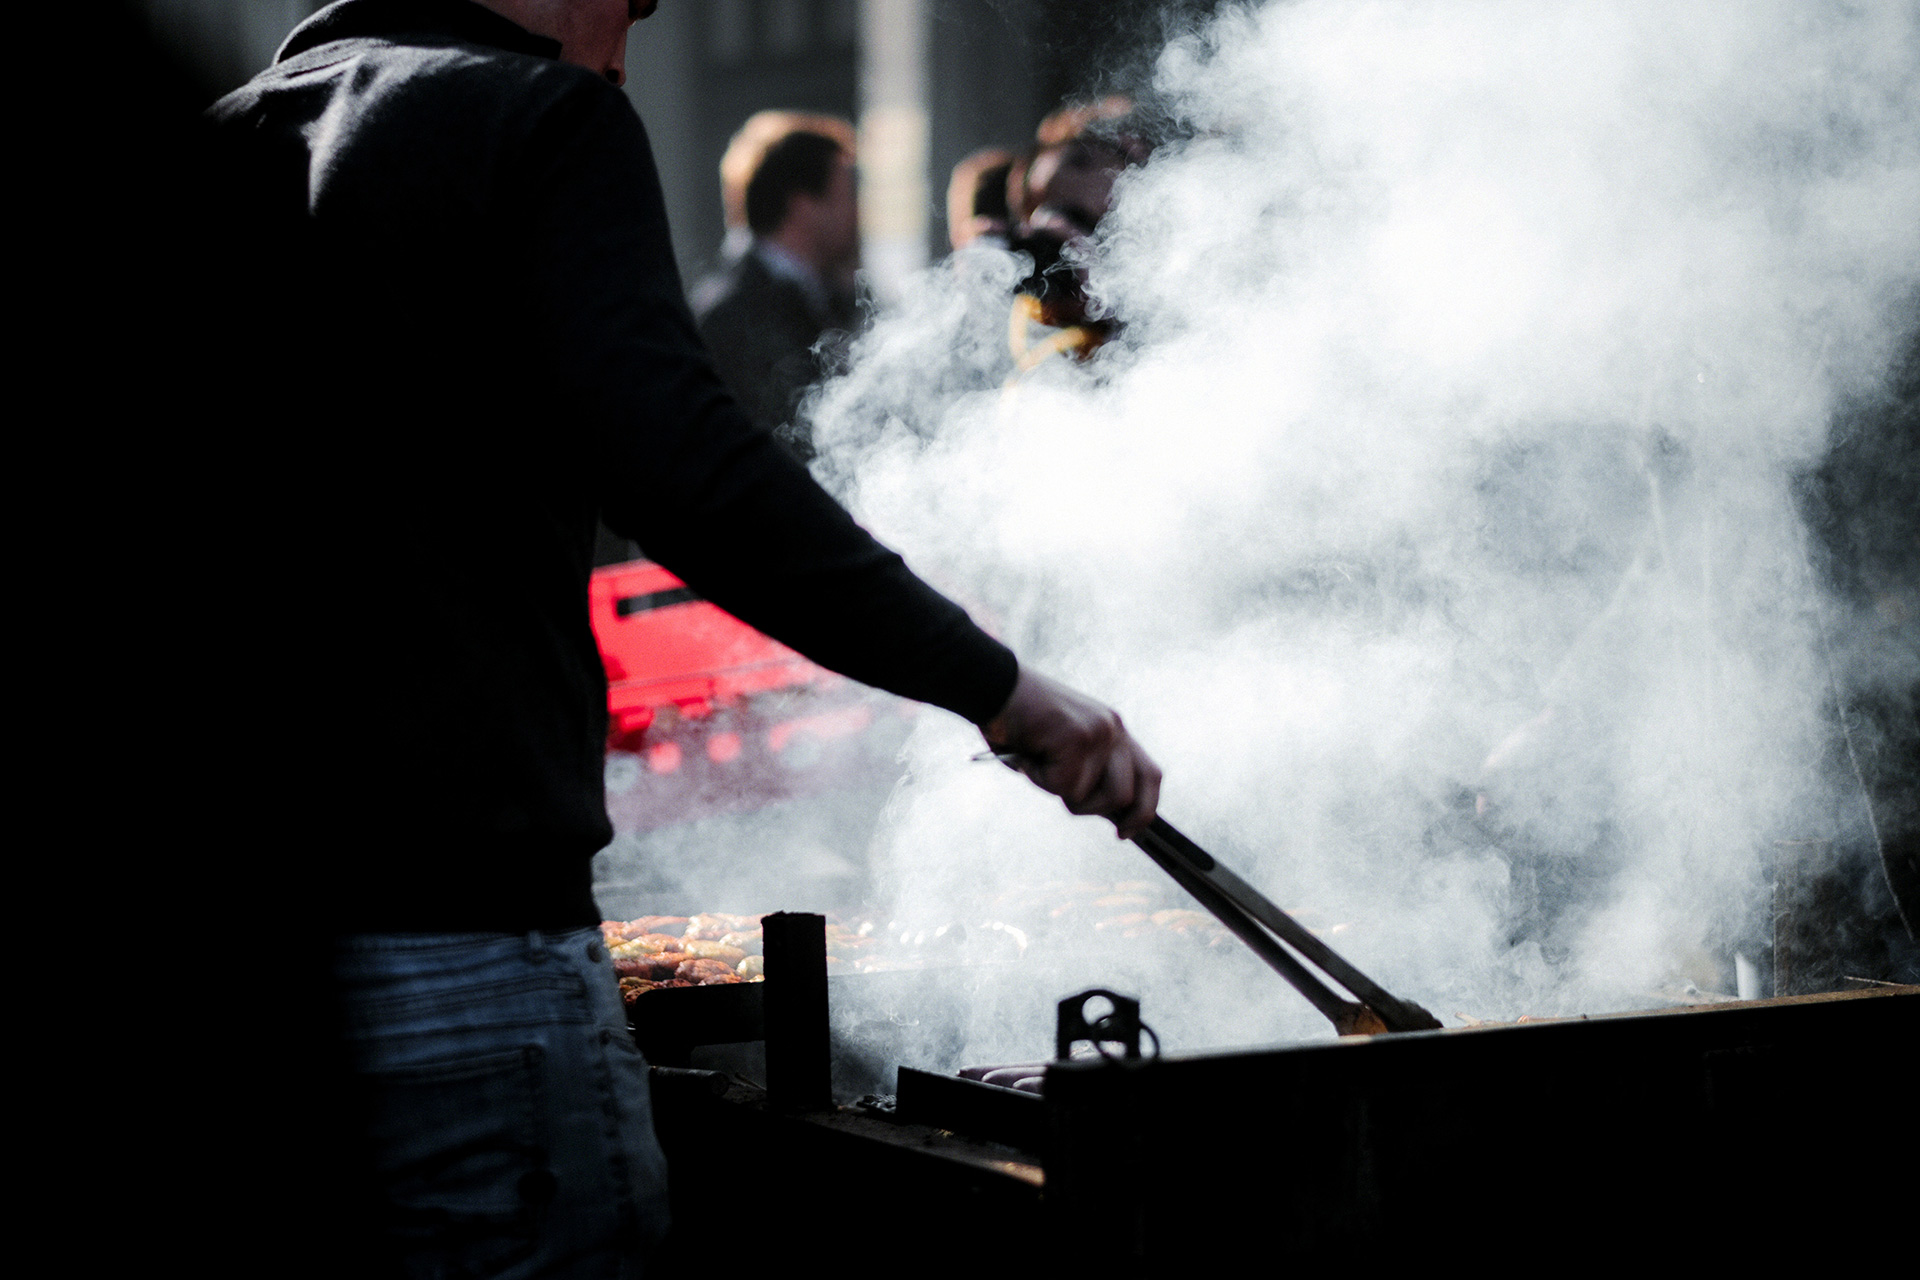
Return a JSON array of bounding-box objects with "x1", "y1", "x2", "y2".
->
[
  {"x1": 1132, "y1": 824, "x2": 1367, "y2": 1032},
  {"x1": 1128, "y1": 821, "x2": 1436, "y2": 1043},
  {"x1": 969, "y1": 751, "x2": 1439, "y2": 1034},
  {"x1": 1137, "y1": 819, "x2": 1443, "y2": 1033}
]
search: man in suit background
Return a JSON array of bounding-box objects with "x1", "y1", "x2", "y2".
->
[{"x1": 692, "y1": 114, "x2": 860, "y2": 461}]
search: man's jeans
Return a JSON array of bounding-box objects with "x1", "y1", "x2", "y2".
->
[{"x1": 334, "y1": 929, "x2": 671, "y2": 1277}]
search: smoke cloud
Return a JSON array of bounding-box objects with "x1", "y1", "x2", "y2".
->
[{"x1": 802, "y1": 0, "x2": 1920, "y2": 1052}]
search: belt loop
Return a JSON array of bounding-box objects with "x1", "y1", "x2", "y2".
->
[{"x1": 527, "y1": 929, "x2": 547, "y2": 962}]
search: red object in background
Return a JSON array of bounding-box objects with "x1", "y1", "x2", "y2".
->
[
  {"x1": 588, "y1": 560, "x2": 907, "y2": 834},
  {"x1": 589, "y1": 560, "x2": 832, "y2": 752}
]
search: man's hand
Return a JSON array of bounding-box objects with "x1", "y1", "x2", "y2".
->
[{"x1": 980, "y1": 666, "x2": 1162, "y2": 839}]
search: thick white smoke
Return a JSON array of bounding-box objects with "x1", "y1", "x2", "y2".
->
[{"x1": 806, "y1": 0, "x2": 1920, "y2": 1049}]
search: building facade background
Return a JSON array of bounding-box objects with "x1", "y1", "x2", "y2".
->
[{"x1": 128, "y1": 1, "x2": 1214, "y2": 298}]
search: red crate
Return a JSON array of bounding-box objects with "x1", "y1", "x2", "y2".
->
[
  {"x1": 589, "y1": 561, "x2": 911, "y2": 835},
  {"x1": 589, "y1": 560, "x2": 833, "y2": 748}
]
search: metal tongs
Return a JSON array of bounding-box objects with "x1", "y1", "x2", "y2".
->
[
  {"x1": 1134, "y1": 817, "x2": 1442, "y2": 1035},
  {"x1": 973, "y1": 750, "x2": 1441, "y2": 1035}
]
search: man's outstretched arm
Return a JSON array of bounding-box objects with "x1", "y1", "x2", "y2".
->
[{"x1": 523, "y1": 78, "x2": 1159, "y2": 829}]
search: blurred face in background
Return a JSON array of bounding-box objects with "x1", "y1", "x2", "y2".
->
[
  {"x1": 1024, "y1": 137, "x2": 1133, "y2": 239},
  {"x1": 1013, "y1": 133, "x2": 1149, "y2": 328},
  {"x1": 792, "y1": 151, "x2": 860, "y2": 272}
]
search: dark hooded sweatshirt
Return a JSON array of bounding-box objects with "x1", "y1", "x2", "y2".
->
[{"x1": 200, "y1": 0, "x2": 1015, "y2": 931}]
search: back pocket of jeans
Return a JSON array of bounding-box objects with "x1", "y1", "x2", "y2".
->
[{"x1": 365, "y1": 1044, "x2": 551, "y2": 1278}]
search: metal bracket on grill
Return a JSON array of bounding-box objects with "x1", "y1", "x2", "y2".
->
[{"x1": 1057, "y1": 989, "x2": 1159, "y2": 1061}]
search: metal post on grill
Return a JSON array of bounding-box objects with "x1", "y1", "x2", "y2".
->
[{"x1": 762, "y1": 911, "x2": 832, "y2": 1110}]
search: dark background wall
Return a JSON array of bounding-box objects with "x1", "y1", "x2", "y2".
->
[{"x1": 926, "y1": 0, "x2": 1044, "y2": 252}]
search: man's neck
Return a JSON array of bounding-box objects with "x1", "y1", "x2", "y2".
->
[
  {"x1": 753, "y1": 240, "x2": 829, "y2": 318},
  {"x1": 469, "y1": 0, "x2": 631, "y2": 83},
  {"x1": 470, "y1": 0, "x2": 558, "y2": 40},
  {"x1": 278, "y1": 0, "x2": 560, "y2": 63},
  {"x1": 761, "y1": 224, "x2": 828, "y2": 280}
]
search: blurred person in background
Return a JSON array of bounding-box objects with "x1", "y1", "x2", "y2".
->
[
  {"x1": 1007, "y1": 97, "x2": 1151, "y2": 378},
  {"x1": 947, "y1": 146, "x2": 1015, "y2": 252},
  {"x1": 692, "y1": 114, "x2": 860, "y2": 460},
  {"x1": 706, "y1": 110, "x2": 857, "y2": 275},
  {"x1": 194, "y1": 0, "x2": 1160, "y2": 1272}
]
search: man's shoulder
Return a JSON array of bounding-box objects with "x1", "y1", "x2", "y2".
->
[
  {"x1": 211, "y1": 29, "x2": 620, "y2": 135},
  {"x1": 694, "y1": 254, "x2": 812, "y2": 330},
  {"x1": 203, "y1": 28, "x2": 646, "y2": 240},
  {"x1": 690, "y1": 254, "x2": 757, "y2": 322}
]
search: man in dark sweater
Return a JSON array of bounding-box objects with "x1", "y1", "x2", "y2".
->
[{"x1": 199, "y1": 0, "x2": 1158, "y2": 1270}]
